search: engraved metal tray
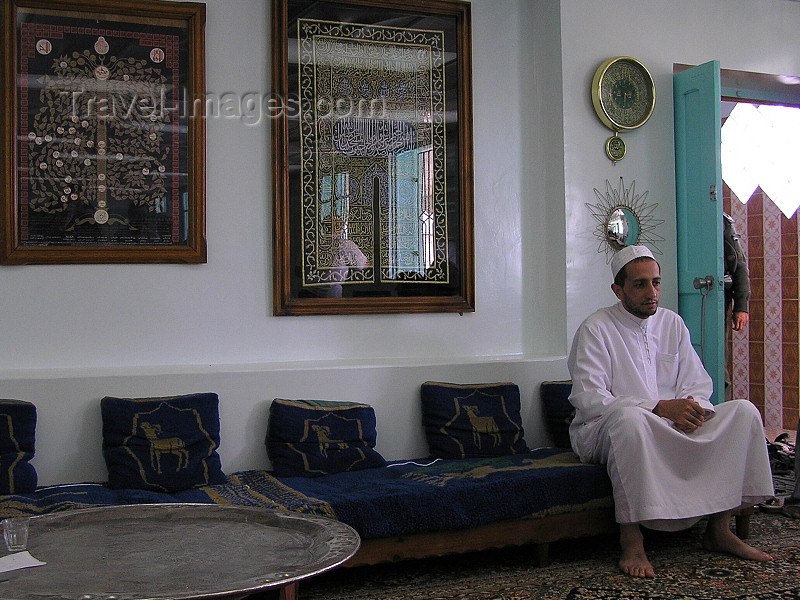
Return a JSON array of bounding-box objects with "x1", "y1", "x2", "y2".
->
[{"x1": 0, "y1": 503, "x2": 360, "y2": 600}]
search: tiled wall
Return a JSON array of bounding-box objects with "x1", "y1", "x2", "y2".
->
[{"x1": 725, "y1": 185, "x2": 800, "y2": 430}]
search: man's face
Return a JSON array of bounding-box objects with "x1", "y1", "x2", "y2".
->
[{"x1": 611, "y1": 259, "x2": 661, "y2": 319}]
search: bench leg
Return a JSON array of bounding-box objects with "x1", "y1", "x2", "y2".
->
[
  {"x1": 279, "y1": 582, "x2": 298, "y2": 600},
  {"x1": 733, "y1": 505, "x2": 756, "y2": 539},
  {"x1": 532, "y1": 542, "x2": 550, "y2": 567},
  {"x1": 735, "y1": 513, "x2": 751, "y2": 539}
]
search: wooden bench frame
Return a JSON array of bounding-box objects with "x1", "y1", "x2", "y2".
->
[
  {"x1": 344, "y1": 506, "x2": 617, "y2": 567},
  {"x1": 343, "y1": 505, "x2": 756, "y2": 568}
]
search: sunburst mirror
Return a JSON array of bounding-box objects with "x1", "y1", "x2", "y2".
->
[{"x1": 587, "y1": 177, "x2": 664, "y2": 261}]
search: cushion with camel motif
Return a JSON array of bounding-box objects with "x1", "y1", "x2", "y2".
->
[
  {"x1": 267, "y1": 398, "x2": 386, "y2": 477},
  {"x1": 101, "y1": 392, "x2": 226, "y2": 492},
  {"x1": 421, "y1": 381, "x2": 529, "y2": 459}
]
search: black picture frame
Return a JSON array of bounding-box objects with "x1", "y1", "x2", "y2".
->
[{"x1": 271, "y1": 0, "x2": 475, "y2": 315}]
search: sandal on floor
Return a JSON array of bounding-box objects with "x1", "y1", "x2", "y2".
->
[{"x1": 759, "y1": 496, "x2": 786, "y2": 513}]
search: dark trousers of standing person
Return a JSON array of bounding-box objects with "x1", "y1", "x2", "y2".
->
[{"x1": 725, "y1": 304, "x2": 734, "y2": 402}]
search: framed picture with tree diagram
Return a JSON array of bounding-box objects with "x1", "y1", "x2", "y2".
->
[
  {"x1": 271, "y1": 0, "x2": 475, "y2": 315},
  {"x1": 0, "y1": 0, "x2": 206, "y2": 264}
]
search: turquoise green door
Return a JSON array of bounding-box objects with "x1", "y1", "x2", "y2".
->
[{"x1": 673, "y1": 61, "x2": 725, "y2": 404}]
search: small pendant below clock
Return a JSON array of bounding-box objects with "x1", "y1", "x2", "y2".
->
[{"x1": 605, "y1": 134, "x2": 626, "y2": 163}]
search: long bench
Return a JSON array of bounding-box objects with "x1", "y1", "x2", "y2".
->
[
  {"x1": 0, "y1": 382, "x2": 754, "y2": 568},
  {"x1": 0, "y1": 448, "x2": 617, "y2": 567}
]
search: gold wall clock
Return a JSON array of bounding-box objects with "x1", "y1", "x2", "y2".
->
[{"x1": 591, "y1": 56, "x2": 655, "y2": 162}]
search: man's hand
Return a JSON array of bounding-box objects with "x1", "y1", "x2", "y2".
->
[
  {"x1": 653, "y1": 396, "x2": 705, "y2": 433},
  {"x1": 731, "y1": 311, "x2": 749, "y2": 331}
]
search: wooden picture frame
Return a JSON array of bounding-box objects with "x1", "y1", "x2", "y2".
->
[
  {"x1": 271, "y1": 0, "x2": 475, "y2": 315},
  {"x1": 0, "y1": 0, "x2": 206, "y2": 264}
]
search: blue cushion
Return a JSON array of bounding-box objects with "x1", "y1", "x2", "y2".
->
[
  {"x1": 0, "y1": 400, "x2": 37, "y2": 494},
  {"x1": 421, "y1": 382, "x2": 529, "y2": 459},
  {"x1": 101, "y1": 392, "x2": 226, "y2": 492},
  {"x1": 267, "y1": 398, "x2": 386, "y2": 477},
  {"x1": 540, "y1": 380, "x2": 575, "y2": 448}
]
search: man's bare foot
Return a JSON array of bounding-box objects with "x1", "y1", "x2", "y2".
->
[
  {"x1": 619, "y1": 523, "x2": 655, "y2": 577},
  {"x1": 702, "y1": 527, "x2": 773, "y2": 561}
]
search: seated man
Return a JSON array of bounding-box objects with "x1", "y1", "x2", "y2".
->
[{"x1": 567, "y1": 244, "x2": 774, "y2": 578}]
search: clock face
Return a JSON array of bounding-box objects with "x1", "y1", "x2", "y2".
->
[{"x1": 592, "y1": 57, "x2": 655, "y2": 131}]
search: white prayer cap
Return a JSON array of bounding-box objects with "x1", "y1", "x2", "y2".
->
[{"x1": 611, "y1": 245, "x2": 655, "y2": 280}]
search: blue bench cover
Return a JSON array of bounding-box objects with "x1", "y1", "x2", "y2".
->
[{"x1": 0, "y1": 448, "x2": 612, "y2": 540}]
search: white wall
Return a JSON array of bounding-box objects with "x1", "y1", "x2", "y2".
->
[{"x1": 3, "y1": 0, "x2": 800, "y2": 485}]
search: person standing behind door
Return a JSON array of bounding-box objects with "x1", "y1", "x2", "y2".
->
[{"x1": 723, "y1": 212, "x2": 750, "y2": 402}]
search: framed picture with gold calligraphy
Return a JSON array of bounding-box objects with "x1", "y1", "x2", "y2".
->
[
  {"x1": 0, "y1": 0, "x2": 206, "y2": 264},
  {"x1": 271, "y1": 0, "x2": 475, "y2": 315}
]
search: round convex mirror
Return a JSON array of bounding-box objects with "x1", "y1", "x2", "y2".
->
[{"x1": 606, "y1": 207, "x2": 640, "y2": 250}]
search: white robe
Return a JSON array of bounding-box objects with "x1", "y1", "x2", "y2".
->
[{"x1": 568, "y1": 302, "x2": 774, "y2": 530}]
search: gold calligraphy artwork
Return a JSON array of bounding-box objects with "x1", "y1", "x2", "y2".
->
[{"x1": 297, "y1": 19, "x2": 449, "y2": 291}]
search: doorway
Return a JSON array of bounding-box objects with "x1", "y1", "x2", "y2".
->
[{"x1": 722, "y1": 100, "x2": 800, "y2": 430}]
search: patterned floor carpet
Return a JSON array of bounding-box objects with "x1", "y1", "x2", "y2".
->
[{"x1": 296, "y1": 511, "x2": 800, "y2": 600}]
